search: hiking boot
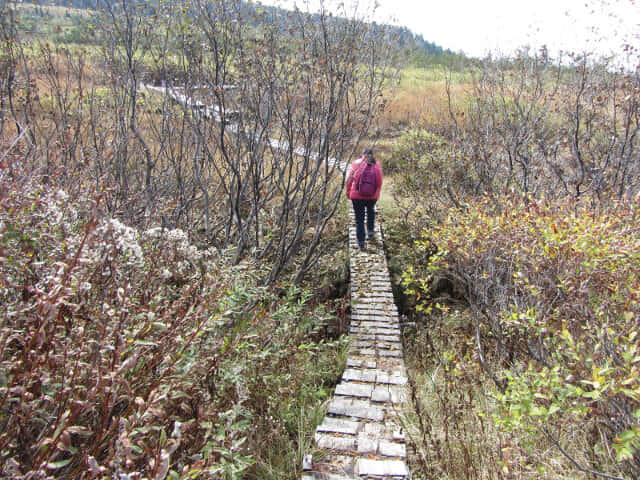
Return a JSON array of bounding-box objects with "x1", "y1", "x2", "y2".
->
[
  {"x1": 358, "y1": 243, "x2": 366, "y2": 252},
  {"x1": 367, "y1": 232, "x2": 375, "y2": 241}
]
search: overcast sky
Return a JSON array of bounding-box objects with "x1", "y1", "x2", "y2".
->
[{"x1": 257, "y1": 0, "x2": 640, "y2": 60}]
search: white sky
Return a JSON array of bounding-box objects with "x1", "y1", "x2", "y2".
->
[{"x1": 257, "y1": 0, "x2": 640, "y2": 60}]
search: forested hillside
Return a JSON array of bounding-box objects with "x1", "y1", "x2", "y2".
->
[
  {"x1": 1, "y1": 0, "x2": 639, "y2": 479},
  {"x1": 18, "y1": 0, "x2": 454, "y2": 63}
]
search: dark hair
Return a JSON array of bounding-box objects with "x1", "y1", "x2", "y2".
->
[{"x1": 363, "y1": 147, "x2": 375, "y2": 164}]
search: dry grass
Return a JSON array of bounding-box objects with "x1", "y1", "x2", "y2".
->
[{"x1": 378, "y1": 67, "x2": 471, "y2": 132}]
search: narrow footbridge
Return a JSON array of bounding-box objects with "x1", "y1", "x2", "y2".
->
[
  {"x1": 143, "y1": 84, "x2": 411, "y2": 477},
  {"x1": 302, "y1": 213, "x2": 412, "y2": 479}
]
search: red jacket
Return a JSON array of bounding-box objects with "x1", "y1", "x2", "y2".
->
[{"x1": 346, "y1": 157, "x2": 383, "y2": 200}]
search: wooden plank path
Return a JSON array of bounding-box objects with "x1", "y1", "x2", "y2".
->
[
  {"x1": 142, "y1": 83, "x2": 410, "y2": 477},
  {"x1": 141, "y1": 84, "x2": 348, "y2": 172},
  {"x1": 302, "y1": 212, "x2": 412, "y2": 479}
]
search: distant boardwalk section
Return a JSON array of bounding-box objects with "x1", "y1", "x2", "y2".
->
[
  {"x1": 141, "y1": 84, "x2": 347, "y2": 172},
  {"x1": 302, "y1": 212, "x2": 411, "y2": 479}
]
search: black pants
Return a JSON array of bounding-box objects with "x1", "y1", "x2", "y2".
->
[{"x1": 352, "y1": 198, "x2": 377, "y2": 246}]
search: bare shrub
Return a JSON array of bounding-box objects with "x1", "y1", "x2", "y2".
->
[
  {"x1": 79, "y1": 0, "x2": 400, "y2": 283},
  {"x1": 2, "y1": 0, "x2": 401, "y2": 284},
  {"x1": 439, "y1": 49, "x2": 640, "y2": 205}
]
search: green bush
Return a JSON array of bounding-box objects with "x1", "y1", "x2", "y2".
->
[
  {"x1": 389, "y1": 129, "x2": 472, "y2": 225},
  {"x1": 405, "y1": 196, "x2": 640, "y2": 478}
]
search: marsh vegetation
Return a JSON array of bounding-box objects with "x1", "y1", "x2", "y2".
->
[{"x1": 1, "y1": 1, "x2": 639, "y2": 479}]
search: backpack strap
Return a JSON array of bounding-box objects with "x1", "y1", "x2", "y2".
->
[{"x1": 354, "y1": 160, "x2": 368, "y2": 186}]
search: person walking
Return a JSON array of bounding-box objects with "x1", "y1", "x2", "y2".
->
[{"x1": 345, "y1": 147, "x2": 383, "y2": 251}]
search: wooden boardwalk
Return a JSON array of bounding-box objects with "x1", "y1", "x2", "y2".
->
[
  {"x1": 143, "y1": 84, "x2": 411, "y2": 477},
  {"x1": 302, "y1": 213, "x2": 412, "y2": 479}
]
